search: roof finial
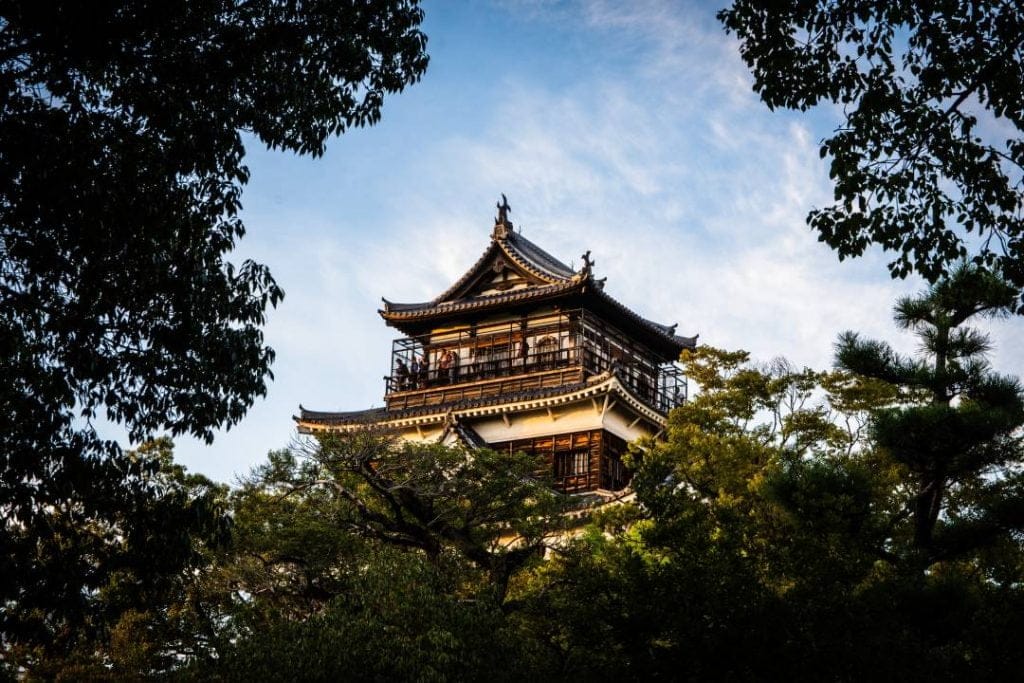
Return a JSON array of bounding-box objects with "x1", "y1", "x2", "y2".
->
[
  {"x1": 581, "y1": 250, "x2": 594, "y2": 275},
  {"x1": 497, "y1": 193, "x2": 511, "y2": 222},
  {"x1": 492, "y1": 193, "x2": 513, "y2": 239}
]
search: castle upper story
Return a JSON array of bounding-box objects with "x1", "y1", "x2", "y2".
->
[{"x1": 296, "y1": 197, "x2": 697, "y2": 494}]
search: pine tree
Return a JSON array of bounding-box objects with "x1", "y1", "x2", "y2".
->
[{"x1": 836, "y1": 265, "x2": 1024, "y2": 570}]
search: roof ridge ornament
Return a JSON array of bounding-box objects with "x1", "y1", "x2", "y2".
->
[
  {"x1": 492, "y1": 193, "x2": 513, "y2": 240},
  {"x1": 581, "y1": 250, "x2": 594, "y2": 275}
]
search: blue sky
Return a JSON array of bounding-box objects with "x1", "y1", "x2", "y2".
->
[{"x1": 169, "y1": 0, "x2": 1024, "y2": 482}]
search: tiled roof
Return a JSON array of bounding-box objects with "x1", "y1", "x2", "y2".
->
[
  {"x1": 295, "y1": 405, "x2": 387, "y2": 424},
  {"x1": 503, "y1": 231, "x2": 575, "y2": 280},
  {"x1": 590, "y1": 287, "x2": 699, "y2": 351},
  {"x1": 382, "y1": 279, "x2": 582, "y2": 319},
  {"x1": 297, "y1": 378, "x2": 594, "y2": 427},
  {"x1": 378, "y1": 221, "x2": 697, "y2": 355},
  {"x1": 296, "y1": 370, "x2": 674, "y2": 431}
]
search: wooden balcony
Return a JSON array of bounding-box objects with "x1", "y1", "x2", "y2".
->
[
  {"x1": 385, "y1": 366, "x2": 585, "y2": 412},
  {"x1": 384, "y1": 309, "x2": 687, "y2": 415}
]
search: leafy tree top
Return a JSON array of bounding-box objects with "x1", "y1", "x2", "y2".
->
[
  {"x1": 719, "y1": 1, "x2": 1024, "y2": 306},
  {"x1": 836, "y1": 265, "x2": 1024, "y2": 565},
  {"x1": 1, "y1": 1, "x2": 428, "y2": 668}
]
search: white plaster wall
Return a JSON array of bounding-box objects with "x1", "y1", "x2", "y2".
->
[{"x1": 469, "y1": 403, "x2": 604, "y2": 443}]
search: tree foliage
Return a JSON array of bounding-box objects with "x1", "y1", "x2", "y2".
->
[
  {"x1": 189, "y1": 433, "x2": 564, "y2": 680},
  {"x1": 0, "y1": 0, "x2": 427, "y2": 661},
  {"x1": 16, "y1": 356, "x2": 1017, "y2": 680},
  {"x1": 719, "y1": 1, "x2": 1024, "y2": 305},
  {"x1": 836, "y1": 264, "x2": 1024, "y2": 570},
  {"x1": 1, "y1": 438, "x2": 231, "y2": 679},
  {"x1": 207, "y1": 548, "x2": 536, "y2": 683},
  {"x1": 246, "y1": 431, "x2": 566, "y2": 602},
  {"x1": 522, "y1": 342, "x2": 1024, "y2": 679}
]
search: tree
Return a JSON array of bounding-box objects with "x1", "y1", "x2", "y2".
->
[
  {"x1": 113, "y1": 345, "x2": 1021, "y2": 680},
  {"x1": 513, "y1": 348, "x2": 891, "y2": 679},
  {"x1": 719, "y1": 1, "x2": 1024, "y2": 305},
  {"x1": 836, "y1": 264, "x2": 1024, "y2": 570},
  {"x1": 521, "y1": 344, "x2": 1024, "y2": 679},
  {"x1": 204, "y1": 547, "x2": 541, "y2": 682},
  {"x1": 1, "y1": 438, "x2": 231, "y2": 678},
  {"x1": 0, "y1": 0, "x2": 427, "y2": 664},
  {"x1": 247, "y1": 431, "x2": 566, "y2": 602},
  {"x1": 183, "y1": 433, "x2": 564, "y2": 680}
]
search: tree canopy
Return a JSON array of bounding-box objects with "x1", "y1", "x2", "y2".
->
[
  {"x1": 836, "y1": 264, "x2": 1024, "y2": 570},
  {"x1": 0, "y1": 0, "x2": 427, "y2": 660},
  {"x1": 11, "y1": 336, "x2": 1024, "y2": 679},
  {"x1": 527, "y1": 337, "x2": 1024, "y2": 679},
  {"x1": 188, "y1": 435, "x2": 562, "y2": 681},
  {"x1": 719, "y1": 1, "x2": 1024, "y2": 306}
]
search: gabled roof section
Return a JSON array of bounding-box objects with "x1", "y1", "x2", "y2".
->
[
  {"x1": 504, "y1": 231, "x2": 576, "y2": 281},
  {"x1": 426, "y1": 229, "x2": 577, "y2": 305},
  {"x1": 441, "y1": 418, "x2": 488, "y2": 449},
  {"x1": 381, "y1": 209, "x2": 583, "y2": 317},
  {"x1": 379, "y1": 200, "x2": 697, "y2": 356}
]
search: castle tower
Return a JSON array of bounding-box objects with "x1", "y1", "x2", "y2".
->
[{"x1": 295, "y1": 198, "x2": 697, "y2": 495}]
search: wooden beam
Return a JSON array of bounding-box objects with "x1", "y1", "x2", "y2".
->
[
  {"x1": 628, "y1": 416, "x2": 642, "y2": 429},
  {"x1": 600, "y1": 396, "x2": 617, "y2": 418},
  {"x1": 415, "y1": 425, "x2": 424, "y2": 439},
  {"x1": 546, "y1": 406, "x2": 557, "y2": 421},
  {"x1": 502, "y1": 412, "x2": 511, "y2": 428},
  {"x1": 591, "y1": 397, "x2": 601, "y2": 414}
]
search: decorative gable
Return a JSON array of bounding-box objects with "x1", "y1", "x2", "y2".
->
[
  {"x1": 379, "y1": 196, "x2": 695, "y2": 357},
  {"x1": 441, "y1": 249, "x2": 555, "y2": 302}
]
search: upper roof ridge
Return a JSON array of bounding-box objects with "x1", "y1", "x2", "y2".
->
[
  {"x1": 377, "y1": 199, "x2": 696, "y2": 355},
  {"x1": 501, "y1": 231, "x2": 576, "y2": 282}
]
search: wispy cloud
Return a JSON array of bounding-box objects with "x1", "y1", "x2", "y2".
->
[{"x1": 169, "y1": 1, "x2": 1024, "y2": 481}]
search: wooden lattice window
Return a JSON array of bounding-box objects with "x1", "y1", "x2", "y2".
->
[
  {"x1": 555, "y1": 449, "x2": 590, "y2": 479},
  {"x1": 600, "y1": 433, "x2": 630, "y2": 491},
  {"x1": 495, "y1": 430, "x2": 603, "y2": 493}
]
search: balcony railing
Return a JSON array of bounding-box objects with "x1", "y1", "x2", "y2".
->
[{"x1": 384, "y1": 309, "x2": 687, "y2": 414}]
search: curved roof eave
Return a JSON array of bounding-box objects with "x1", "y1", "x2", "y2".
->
[
  {"x1": 586, "y1": 286, "x2": 699, "y2": 351},
  {"x1": 293, "y1": 371, "x2": 671, "y2": 431},
  {"x1": 381, "y1": 275, "x2": 697, "y2": 356},
  {"x1": 380, "y1": 279, "x2": 584, "y2": 319}
]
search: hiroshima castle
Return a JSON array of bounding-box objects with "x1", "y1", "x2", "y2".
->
[{"x1": 295, "y1": 198, "x2": 696, "y2": 495}]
